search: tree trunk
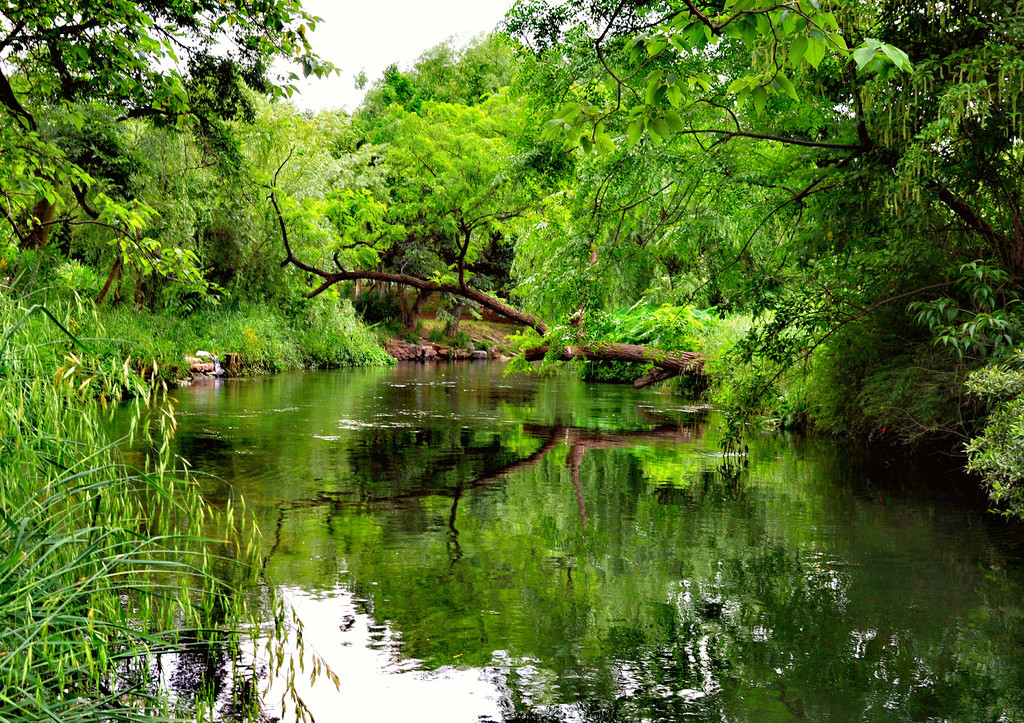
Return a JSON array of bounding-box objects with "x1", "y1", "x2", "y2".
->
[
  {"x1": 21, "y1": 198, "x2": 56, "y2": 251},
  {"x1": 397, "y1": 287, "x2": 413, "y2": 328},
  {"x1": 445, "y1": 301, "x2": 464, "y2": 337},
  {"x1": 97, "y1": 255, "x2": 123, "y2": 304},
  {"x1": 401, "y1": 288, "x2": 433, "y2": 331}
]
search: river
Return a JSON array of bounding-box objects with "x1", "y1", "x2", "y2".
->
[{"x1": 155, "y1": 362, "x2": 1024, "y2": 722}]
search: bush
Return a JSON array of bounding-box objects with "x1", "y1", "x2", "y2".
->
[
  {"x1": 53, "y1": 259, "x2": 104, "y2": 296},
  {"x1": 291, "y1": 296, "x2": 395, "y2": 368},
  {"x1": 353, "y1": 288, "x2": 402, "y2": 326},
  {"x1": 965, "y1": 352, "x2": 1024, "y2": 520}
]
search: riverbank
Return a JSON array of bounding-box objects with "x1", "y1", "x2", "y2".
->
[
  {"x1": 0, "y1": 292, "x2": 281, "y2": 721},
  {"x1": 90, "y1": 298, "x2": 394, "y2": 384},
  {"x1": 384, "y1": 318, "x2": 519, "y2": 362}
]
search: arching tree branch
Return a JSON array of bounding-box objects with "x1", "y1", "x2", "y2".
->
[{"x1": 272, "y1": 190, "x2": 705, "y2": 386}]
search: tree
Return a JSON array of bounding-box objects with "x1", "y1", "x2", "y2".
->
[
  {"x1": 502, "y1": 0, "x2": 1024, "y2": 508},
  {"x1": 278, "y1": 97, "x2": 548, "y2": 327},
  {"x1": 276, "y1": 90, "x2": 704, "y2": 383},
  {"x1": 0, "y1": 0, "x2": 333, "y2": 252}
]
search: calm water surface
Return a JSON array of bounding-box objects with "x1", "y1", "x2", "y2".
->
[{"x1": 160, "y1": 363, "x2": 1024, "y2": 722}]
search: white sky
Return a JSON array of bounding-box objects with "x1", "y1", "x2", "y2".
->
[{"x1": 286, "y1": 0, "x2": 517, "y2": 112}]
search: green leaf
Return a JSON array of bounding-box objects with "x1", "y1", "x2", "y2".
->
[
  {"x1": 818, "y1": 11, "x2": 840, "y2": 30},
  {"x1": 556, "y1": 103, "x2": 581, "y2": 120},
  {"x1": 649, "y1": 117, "x2": 671, "y2": 139},
  {"x1": 727, "y1": 78, "x2": 749, "y2": 95},
  {"x1": 852, "y1": 45, "x2": 876, "y2": 71},
  {"x1": 805, "y1": 37, "x2": 825, "y2": 68},
  {"x1": 595, "y1": 133, "x2": 616, "y2": 154},
  {"x1": 627, "y1": 118, "x2": 644, "y2": 146},
  {"x1": 663, "y1": 111, "x2": 684, "y2": 132},
  {"x1": 667, "y1": 83, "x2": 683, "y2": 107},
  {"x1": 880, "y1": 43, "x2": 913, "y2": 72},
  {"x1": 752, "y1": 86, "x2": 768, "y2": 114},
  {"x1": 789, "y1": 36, "x2": 808, "y2": 66},
  {"x1": 774, "y1": 72, "x2": 799, "y2": 102},
  {"x1": 826, "y1": 31, "x2": 849, "y2": 53}
]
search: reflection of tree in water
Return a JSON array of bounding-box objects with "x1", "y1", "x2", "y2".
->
[
  {"x1": 264, "y1": 421, "x2": 703, "y2": 553},
  {"x1": 480, "y1": 534, "x2": 1024, "y2": 723},
  {"x1": 173, "y1": 377, "x2": 1023, "y2": 723},
  {"x1": 337, "y1": 431, "x2": 1022, "y2": 722}
]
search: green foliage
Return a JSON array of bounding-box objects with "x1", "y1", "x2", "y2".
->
[
  {"x1": 0, "y1": 0, "x2": 335, "y2": 260},
  {"x1": 966, "y1": 352, "x2": 1024, "y2": 519},
  {"x1": 359, "y1": 35, "x2": 515, "y2": 117},
  {"x1": 353, "y1": 289, "x2": 403, "y2": 327},
  {"x1": 910, "y1": 261, "x2": 1023, "y2": 360},
  {"x1": 290, "y1": 297, "x2": 395, "y2": 369},
  {"x1": 53, "y1": 260, "x2": 105, "y2": 297},
  {"x1": 451, "y1": 330, "x2": 474, "y2": 350},
  {"x1": 95, "y1": 298, "x2": 392, "y2": 377},
  {"x1": 581, "y1": 304, "x2": 708, "y2": 382},
  {"x1": 522, "y1": 0, "x2": 911, "y2": 153},
  {"x1": 0, "y1": 292, "x2": 259, "y2": 720},
  {"x1": 589, "y1": 304, "x2": 706, "y2": 350},
  {"x1": 508, "y1": 0, "x2": 1024, "y2": 470}
]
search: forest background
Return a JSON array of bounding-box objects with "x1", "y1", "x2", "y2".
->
[{"x1": 2, "y1": 0, "x2": 1024, "y2": 718}]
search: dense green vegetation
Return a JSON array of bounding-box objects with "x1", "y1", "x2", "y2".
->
[
  {"x1": 3, "y1": 0, "x2": 1024, "y2": 717},
  {"x1": 0, "y1": 294, "x2": 254, "y2": 720}
]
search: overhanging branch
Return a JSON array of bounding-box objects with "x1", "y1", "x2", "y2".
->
[{"x1": 271, "y1": 186, "x2": 705, "y2": 386}]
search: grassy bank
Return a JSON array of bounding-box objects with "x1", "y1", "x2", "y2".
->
[
  {"x1": 0, "y1": 291, "x2": 343, "y2": 720},
  {"x1": 79, "y1": 296, "x2": 394, "y2": 381}
]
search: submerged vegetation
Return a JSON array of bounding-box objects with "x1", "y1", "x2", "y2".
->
[{"x1": 2, "y1": 0, "x2": 1024, "y2": 717}]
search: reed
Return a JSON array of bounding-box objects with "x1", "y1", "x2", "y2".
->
[{"x1": 0, "y1": 291, "x2": 281, "y2": 721}]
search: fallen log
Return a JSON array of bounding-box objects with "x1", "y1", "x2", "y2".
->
[{"x1": 522, "y1": 343, "x2": 703, "y2": 388}]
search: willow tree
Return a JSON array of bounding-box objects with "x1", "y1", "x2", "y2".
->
[
  {"x1": 276, "y1": 94, "x2": 705, "y2": 384},
  {"x1": 505, "y1": 0, "x2": 1024, "y2": 510}
]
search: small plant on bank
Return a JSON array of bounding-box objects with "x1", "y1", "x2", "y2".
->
[{"x1": 965, "y1": 351, "x2": 1024, "y2": 519}]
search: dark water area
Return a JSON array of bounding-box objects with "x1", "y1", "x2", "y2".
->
[{"x1": 155, "y1": 363, "x2": 1024, "y2": 722}]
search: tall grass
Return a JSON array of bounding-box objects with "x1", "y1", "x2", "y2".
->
[{"x1": 0, "y1": 292, "x2": 308, "y2": 721}]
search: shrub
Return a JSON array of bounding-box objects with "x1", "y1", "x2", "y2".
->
[
  {"x1": 965, "y1": 352, "x2": 1024, "y2": 520},
  {"x1": 91, "y1": 299, "x2": 391, "y2": 378}
]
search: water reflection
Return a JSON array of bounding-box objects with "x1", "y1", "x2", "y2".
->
[
  {"x1": 154, "y1": 363, "x2": 1024, "y2": 722},
  {"x1": 259, "y1": 586, "x2": 504, "y2": 722}
]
